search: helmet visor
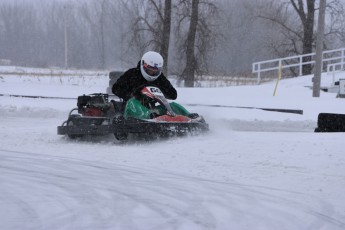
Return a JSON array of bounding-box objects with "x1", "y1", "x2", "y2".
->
[{"x1": 143, "y1": 62, "x2": 162, "y2": 77}]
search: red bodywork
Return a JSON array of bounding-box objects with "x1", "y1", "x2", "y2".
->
[{"x1": 154, "y1": 115, "x2": 191, "y2": 122}]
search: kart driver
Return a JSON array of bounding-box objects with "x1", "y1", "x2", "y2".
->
[
  {"x1": 112, "y1": 51, "x2": 200, "y2": 120},
  {"x1": 112, "y1": 51, "x2": 177, "y2": 102}
]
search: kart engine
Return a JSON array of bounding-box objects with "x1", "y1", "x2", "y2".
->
[{"x1": 77, "y1": 94, "x2": 110, "y2": 117}]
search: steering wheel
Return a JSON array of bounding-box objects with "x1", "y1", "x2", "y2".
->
[{"x1": 131, "y1": 84, "x2": 158, "y2": 107}]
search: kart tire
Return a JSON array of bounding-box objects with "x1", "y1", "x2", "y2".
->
[
  {"x1": 67, "y1": 115, "x2": 84, "y2": 139},
  {"x1": 113, "y1": 115, "x2": 128, "y2": 140},
  {"x1": 114, "y1": 132, "x2": 128, "y2": 141}
]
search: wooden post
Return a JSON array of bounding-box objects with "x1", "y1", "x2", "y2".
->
[
  {"x1": 313, "y1": 0, "x2": 326, "y2": 97},
  {"x1": 273, "y1": 61, "x2": 282, "y2": 96}
]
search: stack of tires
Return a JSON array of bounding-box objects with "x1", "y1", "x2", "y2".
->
[{"x1": 315, "y1": 113, "x2": 345, "y2": 132}]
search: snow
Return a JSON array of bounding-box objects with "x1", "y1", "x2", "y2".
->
[{"x1": 0, "y1": 70, "x2": 345, "y2": 230}]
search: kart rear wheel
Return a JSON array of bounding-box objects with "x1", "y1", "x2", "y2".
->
[{"x1": 67, "y1": 116, "x2": 84, "y2": 139}]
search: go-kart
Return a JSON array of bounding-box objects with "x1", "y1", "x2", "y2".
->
[{"x1": 57, "y1": 86, "x2": 209, "y2": 140}]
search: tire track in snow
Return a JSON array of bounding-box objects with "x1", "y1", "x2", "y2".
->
[{"x1": 1, "y1": 149, "x2": 344, "y2": 230}]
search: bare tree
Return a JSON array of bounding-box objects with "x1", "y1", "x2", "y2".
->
[
  {"x1": 175, "y1": 0, "x2": 219, "y2": 87},
  {"x1": 323, "y1": 0, "x2": 345, "y2": 48},
  {"x1": 80, "y1": 0, "x2": 109, "y2": 69},
  {"x1": 253, "y1": 0, "x2": 345, "y2": 76},
  {"x1": 183, "y1": 0, "x2": 199, "y2": 87},
  {"x1": 161, "y1": 0, "x2": 172, "y2": 75},
  {"x1": 122, "y1": 0, "x2": 172, "y2": 74},
  {"x1": 253, "y1": 0, "x2": 315, "y2": 75},
  {"x1": 290, "y1": 0, "x2": 315, "y2": 75},
  {"x1": 1, "y1": 0, "x2": 344, "y2": 77}
]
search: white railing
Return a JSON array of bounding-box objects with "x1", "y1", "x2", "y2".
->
[
  {"x1": 252, "y1": 47, "x2": 345, "y2": 84},
  {"x1": 327, "y1": 61, "x2": 345, "y2": 85}
]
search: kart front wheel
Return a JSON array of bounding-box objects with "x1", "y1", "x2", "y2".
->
[{"x1": 114, "y1": 132, "x2": 128, "y2": 141}]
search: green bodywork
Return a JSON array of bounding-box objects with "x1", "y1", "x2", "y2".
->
[{"x1": 124, "y1": 98, "x2": 190, "y2": 119}]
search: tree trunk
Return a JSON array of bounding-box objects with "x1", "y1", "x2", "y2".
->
[
  {"x1": 99, "y1": 0, "x2": 106, "y2": 69},
  {"x1": 291, "y1": 0, "x2": 315, "y2": 75},
  {"x1": 160, "y1": 0, "x2": 171, "y2": 76},
  {"x1": 301, "y1": 0, "x2": 315, "y2": 75},
  {"x1": 184, "y1": 0, "x2": 199, "y2": 87}
]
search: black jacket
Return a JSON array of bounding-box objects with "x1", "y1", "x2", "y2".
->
[{"x1": 112, "y1": 62, "x2": 177, "y2": 101}]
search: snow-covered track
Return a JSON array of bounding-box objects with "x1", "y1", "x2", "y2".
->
[{"x1": 1, "y1": 149, "x2": 344, "y2": 230}]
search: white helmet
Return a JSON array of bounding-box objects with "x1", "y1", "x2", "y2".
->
[{"x1": 140, "y1": 51, "x2": 163, "y2": 81}]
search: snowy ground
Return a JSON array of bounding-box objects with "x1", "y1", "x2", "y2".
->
[{"x1": 0, "y1": 71, "x2": 345, "y2": 230}]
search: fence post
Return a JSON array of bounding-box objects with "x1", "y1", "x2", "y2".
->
[
  {"x1": 273, "y1": 60, "x2": 282, "y2": 96},
  {"x1": 328, "y1": 64, "x2": 335, "y2": 85},
  {"x1": 341, "y1": 49, "x2": 345, "y2": 70},
  {"x1": 299, "y1": 56, "x2": 303, "y2": 76},
  {"x1": 257, "y1": 64, "x2": 261, "y2": 85}
]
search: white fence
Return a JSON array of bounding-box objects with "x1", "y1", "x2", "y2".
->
[
  {"x1": 327, "y1": 60, "x2": 345, "y2": 85},
  {"x1": 252, "y1": 47, "x2": 345, "y2": 84}
]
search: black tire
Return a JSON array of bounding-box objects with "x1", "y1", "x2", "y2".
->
[
  {"x1": 315, "y1": 113, "x2": 345, "y2": 132},
  {"x1": 67, "y1": 115, "x2": 84, "y2": 139},
  {"x1": 113, "y1": 115, "x2": 128, "y2": 141},
  {"x1": 114, "y1": 132, "x2": 128, "y2": 141}
]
